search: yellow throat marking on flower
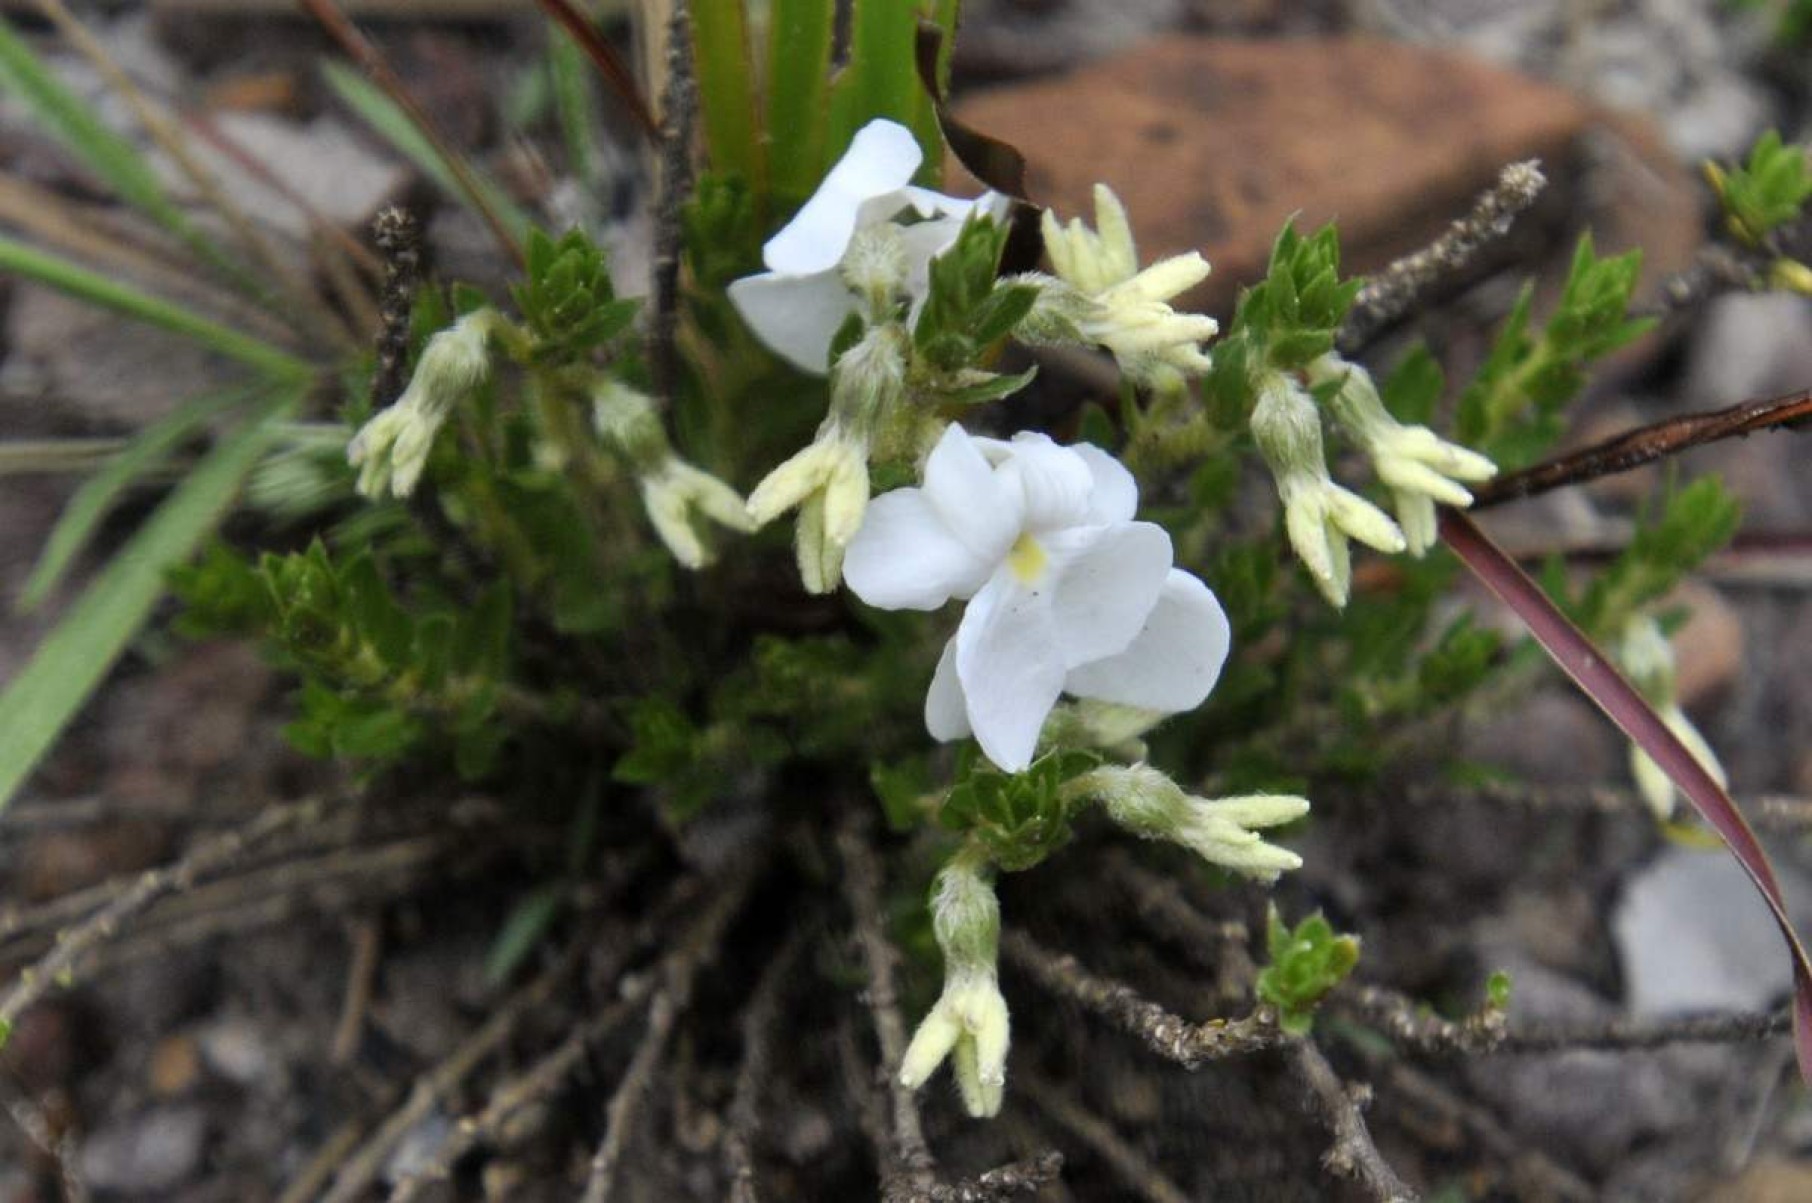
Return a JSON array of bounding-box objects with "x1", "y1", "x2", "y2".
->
[{"x1": 1007, "y1": 533, "x2": 1048, "y2": 584}]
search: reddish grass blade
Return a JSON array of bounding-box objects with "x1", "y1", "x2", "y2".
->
[
  {"x1": 532, "y1": 0, "x2": 661, "y2": 143},
  {"x1": 1439, "y1": 508, "x2": 1812, "y2": 1083},
  {"x1": 296, "y1": 0, "x2": 523, "y2": 265}
]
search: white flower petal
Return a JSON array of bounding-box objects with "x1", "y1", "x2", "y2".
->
[
  {"x1": 727, "y1": 269, "x2": 859, "y2": 375},
  {"x1": 764, "y1": 120, "x2": 923, "y2": 275},
  {"x1": 926, "y1": 636, "x2": 972, "y2": 741},
  {"x1": 845, "y1": 488, "x2": 990, "y2": 610},
  {"x1": 996, "y1": 433, "x2": 1093, "y2": 531},
  {"x1": 922, "y1": 424, "x2": 1022, "y2": 569},
  {"x1": 1065, "y1": 569, "x2": 1230, "y2": 713},
  {"x1": 955, "y1": 572, "x2": 1066, "y2": 772},
  {"x1": 1039, "y1": 522, "x2": 1172, "y2": 667},
  {"x1": 1073, "y1": 442, "x2": 1138, "y2": 524}
]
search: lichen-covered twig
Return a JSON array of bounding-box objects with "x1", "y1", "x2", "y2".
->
[
  {"x1": 648, "y1": 0, "x2": 696, "y2": 404},
  {"x1": 926, "y1": 1151, "x2": 1067, "y2": 1203},
  {"x1": 835, "y1": 816, "x2": 938, "y2": 1196},
  {"x1": 1001, "y1": 929, "x2": 1283, "y2": 1068},
  {"x1": 1496, "y1": 1008, "x2": 1791, "y2": 1053},
  {"x1": 0, "y1": 794, "x2": 337, "y2": 1034},
  {"x1": 1335, "y1": 984, "x2": 1505, "y2": 1055},
  {"x1": 1337, "y1": 161, "x2": 1547, "y2": 352},
  {"x1": 1287, "y1": 1038, "x2": 1418, "y2": 1202},
  {"x1": 1021, "y1": 1070, "x2": 1188, "y2": 1203},
  {"x1": 370, "y1": 207, "x2": 423, "y2": 410}
]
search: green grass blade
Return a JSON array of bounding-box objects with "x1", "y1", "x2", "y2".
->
[
  {"x1": 548, "y1": 26, "x2": 598, "y2": 185},
  {"x1": 828, "y1": 0, "x2": 925, "y2": 167},
  {"x1": 691, "y1": 0, "x2": 767, "y2": 197},
  {"x1": 18, "y1": 388, "x2": 250, "y2": 611},
  {"x1": 0, "y1": 390, "x2": 298, "y2": 815},
  {"x1": 0, "y1": 235, "x2": 309, "y2": 380},
  {"x1": 766, "y1": 0, "x2": 834, "y2": 210},
  {"x1": 0, "y1": 19, "x2": 186, "y2": 236},
  {"x1": 321, "y1": 60, "x2": 532, "y2": 245}
]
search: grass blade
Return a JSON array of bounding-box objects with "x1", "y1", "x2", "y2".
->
[
  {"x1": 690, "y1": 0, "x2": 766, "y2": 195},
  {"x1": 320, "y1": 59, "x2": 531, "y2": 252},
  {"x1": 533, "y1": 0, "x2": 659, "y2": 142},
  {"x1": 828, "y1": 0, "x2": 925, "y2": 170},
  {"x1": 1439, "y1": 508, "x2": 1812, "y2": 1084},
  {"x1": 0, "y1": 390, "x2": 299, "y2": 816},
  {"x1": 548, "y1": 27, "x2": 599, "y2": 185},
  {"x1": 18, "y1": 388, "x2": 250, "y2": 611},
  {"x1": 0, "y1": 17, "x2": 191, "y2": 241},
  {"x1": 766, "y1": 0, "x2": 834, "y2": 209},
  {"x1": 0, "y1": 235, "x2": 310, "y2": 380}
]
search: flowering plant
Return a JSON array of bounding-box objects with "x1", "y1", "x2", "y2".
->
[{"x1": 8, "y1": 2, "x2": 1797, "y2": 1192}]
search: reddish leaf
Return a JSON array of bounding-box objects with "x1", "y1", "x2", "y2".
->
[{"x1": 1439, "y1": 508, "x2": 1812, "y2": 1084}]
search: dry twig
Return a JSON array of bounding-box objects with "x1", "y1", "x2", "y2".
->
[
  {"x1": 1020, "y1": 1071, "x2": 1188, "y2": 1203},
  {"x1": 1001, "y1": 930, "x2": 1283, "y2": 1068},
  {"x1": 1471, "y1": 387, "x2": 1812, "y2": 510},
  {"x1": 580, "y1": 857, "x2": 763, "y2": 1201},
  {"x1": 1287, "y1": 1039, "x2": 1418, "y2": 1202},
  {"x1": 0, "y1": 794, "x2": 337, "y2": 1033},
  {"x1": 648, "y1": 0, "x2": 696, "y2": 403},
  {"x1": 835, "y1": 816, "x2": 938, "y2": 1197}
]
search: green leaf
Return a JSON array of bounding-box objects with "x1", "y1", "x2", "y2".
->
[
  {"x1": 1255, "y1": 907, "x2": 1361, "y2": 1035},
  {"x1": 19, "y1": 388, "x2": 251, "y2": 610},
  {"x1": 0, "y1": 236, "x2": 309, "y2": 381},
  {"x1": 546, "y1": 27, "x2": 598, "y2": 184},
  {"x1": 828, "y1": 0, "x2": 923, "y2": 170},
  {"x1": 690, "y1": 0, "x2": 767, "y2": 197},
  {"x1": 1486, "y1": 970, "x2": 1513, "y2": 1010},
  {"x1": 0, "y1": 389, "x2": 298, "y2": 814},
  {"x1": 766, "y1": 0, "x2": 836, "y2": 208},
  {"x1": 484, "y1": 883, "x2": 567, "y2": 986},
  {"x1": 322, "y1": 61, "x2": 531, "y2": 246},
  {"x1": 1707, "y1": 129, "x2": 1812, "y2": 246}
]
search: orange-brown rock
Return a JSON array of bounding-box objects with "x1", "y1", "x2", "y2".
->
[{"x1": 953, "y1": 37, "x2": 1700, "y2": 318}]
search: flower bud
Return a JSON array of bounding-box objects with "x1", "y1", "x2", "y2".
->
[
  {"x1": 899, "y1": 856, "x2": 1010, "y2": 1118},
  {"x1": 1074, "y1": 765, "x2": 1309, "y2": 883},
  {"x1": 347, "y1": 310, "x2": 498, "y2": 499}
]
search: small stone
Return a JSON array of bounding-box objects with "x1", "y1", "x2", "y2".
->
[
  {"x1": 180, "y1": 111, "x2": 410, "y2": 241},
  {"x1": 80, "y1": 1105, "x2": 209, "y2": 1193},
  {"x1": 149, "y1": 1034, "x2": 202, "y2": 1097},
  {"x1": 197, "y1": 1017, "x2": 270, "y2": 1087},
  {"x1": 1612, "y1": 845, "x2": 1812, "y2": 1016},
  {"x1": 952, "y1": 36, "x2": 1699, "y2": 317}
]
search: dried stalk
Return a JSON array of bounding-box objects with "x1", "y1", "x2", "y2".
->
[
  {"x1": 1001, "y1": 930, "x2": 1284, "y2": 1068},
  {"x1": 329, "y1": 916, "x2": 384, "y2": 1065},
  {"x1": 1494, "y1": 1008, "x2": 1792, "y2": 1054},
  {"x1": 835, "y1": 816, "x2": 937, "y2": 1197},
  {"x1": 1287, "y1": 1039, "x2": 1418, "y2": 1202}
]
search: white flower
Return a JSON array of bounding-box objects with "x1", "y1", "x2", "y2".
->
[
  {"x1": 348, "y1": 310, "x2": 495, "y2": 498},
  {"x1": 899, "y1": 856, "x2": 1010, "y2": 1118},
  {"x1": 1306, "y1": 354, "x2": 1497, "y2": 556},
  {"x1": 1019, "y1": 184, "x2": 1219, "y2": 387},
  {"x1": 844, "y1": 424, "x2": 1231, "y2": 772},
  {"x1": 1249, "y1": 371, "x2": 1405, "y2": 607},
  {"x1": 727, "y1": 119, "x2": 1006, "y2": 374}
]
